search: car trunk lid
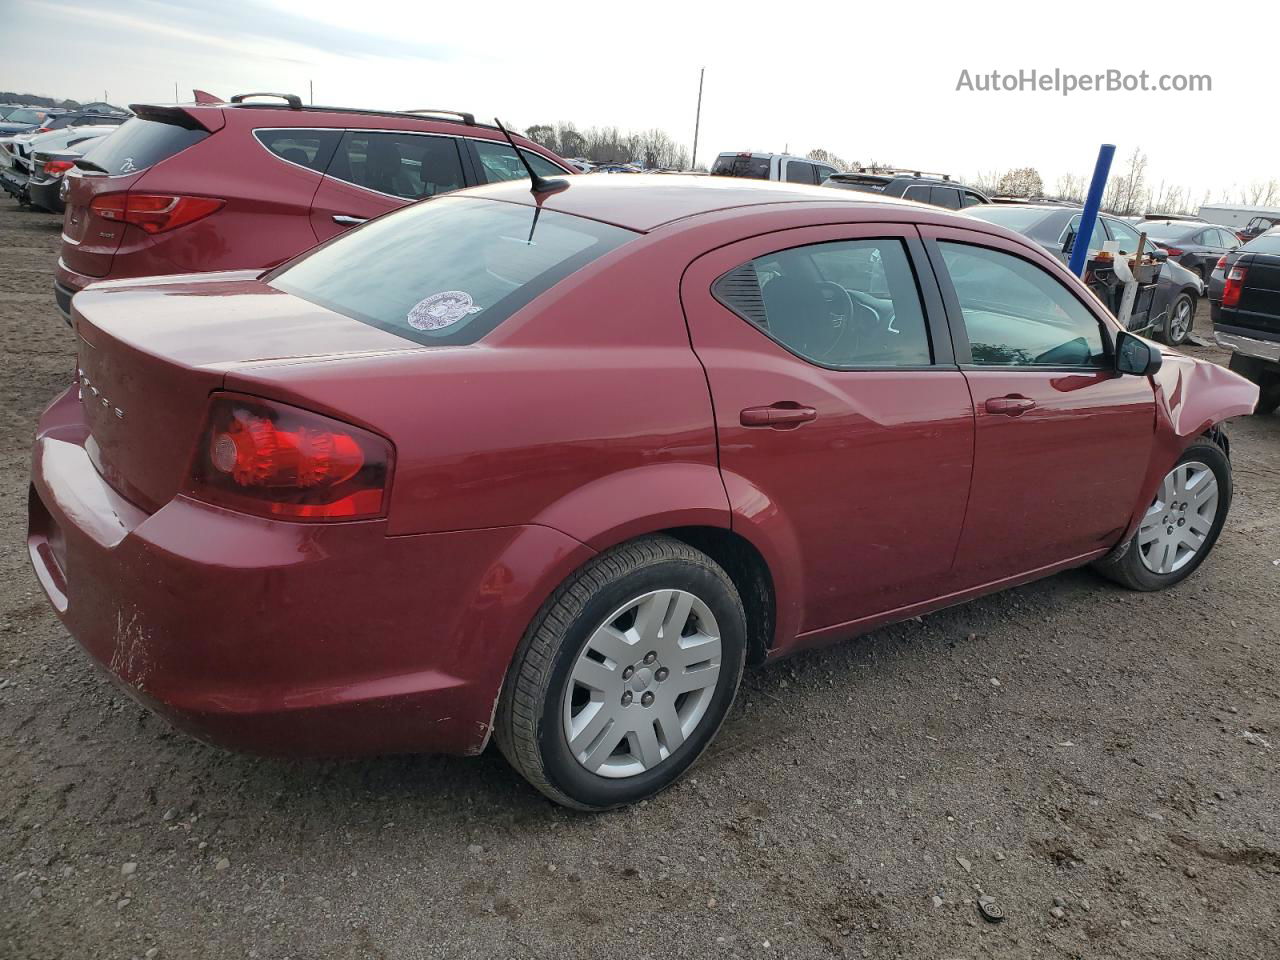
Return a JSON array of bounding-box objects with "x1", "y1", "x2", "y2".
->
[{"x1": 73, "y1": 272, "x2": 421, "y2": 512}]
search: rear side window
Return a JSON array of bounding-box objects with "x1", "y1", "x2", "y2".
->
[
  {"x1": 939, "y1": 242, "x2": 1106, "y2": 367},
  {"x1": 713, "y1": 238, "x2": 932, "y2": 368},
  {"x1": 931, "y1": 187, "x2": 963, "y2": 210},
  {"x1": 254, "y1": 129, "x2": 339, "y2": 172},
  {"x1": 902, "y1": 184, "x2": 930, "y2": 203},
  {"x1": 711, "y1": 155, "x2": 771, "y2": 179},
  {"x1": 85, "y1": 117, "x2": 208, "y2": 175},
  {"x1": 269, "y1": 196, "x2": 635, "y2": 346},
  {"x1": 470, "y1": 140, "x2": 568, "y2": 183},
  {"x1": 327, "y1": 132, "x2": 465, "y2": 199},
  {"x1": 784, "y1": 161, "x2": 817, "y2": 185}
]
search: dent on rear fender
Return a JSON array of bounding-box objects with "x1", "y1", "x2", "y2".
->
[{"x1": 1153, "y1": 352, "x2": 1259, "y2": 438}]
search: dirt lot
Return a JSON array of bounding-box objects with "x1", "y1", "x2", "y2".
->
[{"x1": 1, "y1": 199, "x2": 1278, "y2": 960}]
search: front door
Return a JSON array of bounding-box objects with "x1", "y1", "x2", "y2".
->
[
  {"x1": 923, "y1": 226, "x2": 1156, "y2": 586},
  {"x1": 681, "y1": 224, "x2": 975, "y2": 637}
]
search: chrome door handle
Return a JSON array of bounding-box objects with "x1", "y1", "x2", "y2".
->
[{"x1": 332, "y1": 215, "x2": 367, "y2": 225}]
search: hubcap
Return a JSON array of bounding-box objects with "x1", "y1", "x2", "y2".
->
[
  {"x1": 562, "y1": 589, "x2": 722, "y2": 778},
  {"x1": 1137, "y1": 461, "x2": 1218, "y2": 575}
]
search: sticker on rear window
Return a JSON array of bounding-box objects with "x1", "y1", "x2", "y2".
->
[{"x1": 407, "y1": 290, "x2": 483, "y2": 331}]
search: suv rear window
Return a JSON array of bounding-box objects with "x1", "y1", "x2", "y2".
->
[
  {"x1": 269, "y1": 196, "x2": 636, "y2": 346},
  {"x1": 84, "y1": 117, "x2": 208, "y2": 175},
  {"x1": 711, "y1": 155, "x2": 771, "y2": 179}
]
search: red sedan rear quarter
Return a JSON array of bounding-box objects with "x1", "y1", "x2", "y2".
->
[{"x1": 30, "y1": 176, "x2": 1258, "y2": 809}]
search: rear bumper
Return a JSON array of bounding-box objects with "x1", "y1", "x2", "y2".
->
[
  {"x1": 1214, "y1": 326, "x2": 1280, "y2": 366},
  {"x1": 53, "y1": 259, "x2": 92, "y2": 325},
  {"x1": 28, "y1": 177, "x2": 64, "y2": 214},
  {"x1": 28, "y1": 387, "x2": 595, "y2": 757}
]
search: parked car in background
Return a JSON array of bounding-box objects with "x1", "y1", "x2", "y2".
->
[
  {"x1": 1136, "y1": 219, "x2": 1239, "y2": 282},
  {"x1": 0, "y1": 107, "x2": 64, "y2": 134},
  {"x1": 1210, "y1": 229, "x2": 1280, "y2": 415},
  {"x1": 54, "y1": 93, "x2": 575, "y2": 323},
  {"x1": 1239, "y1": 214, "x2": 1280, "y2": 243},
  {"x1": 823, "y1": 168, "x2": 989, "y2": 210},
  {"x1": 966, "y1": 204, "x2": 1203, "y2": 344},
  {"x1": 1, "y1": 124, "x2": 119, "y2": 204},
  {"x1": 38, "y1": 111, "x2": 129, "y2": 133},
  {"x1": 30, "y1": 176, "x2": 1256, "y2": 810},
  {"x1": 27, "y1": 132, "x2": 114, "y2": 213},
  {"x1": 710, "y1": 152, "x2": 839, "y2": 185}
]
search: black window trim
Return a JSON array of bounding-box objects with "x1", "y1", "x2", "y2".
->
[
  {"x1": 923, "y1": 233, "x2": 1117, "y2": 372},
  {"x1": 251, "y1": 126, "x2": 341, "y2": 176},
  {"x1": 709, "y1": 231, "x2": 955, "y2": 373},
  {"x1": 462, "y1": 136, "x2": 576, "y2": 185}
]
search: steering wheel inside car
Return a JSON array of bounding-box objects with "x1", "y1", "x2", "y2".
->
[{"x1": 812, "y1": 280, "x2": 859, "y2": 361}]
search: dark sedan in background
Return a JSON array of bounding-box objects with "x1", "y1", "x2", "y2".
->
[
  {"x1": 1137, "y1": 219, "x2": 1240, "y2": 282},
  {"x1": 966, "y1": 204, "x2": 1204, "y2": 344},
  {"x1": 1211, "y1": 229, "x2": 1280, "y2": 415}
]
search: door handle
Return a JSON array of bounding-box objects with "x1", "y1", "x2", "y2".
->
[
  {"x1": 984, "y1": 395, "x2": 1037, "y2": 416},
  {"x1": 332, "y1": 215, "x2": 367, "y2": 225},
  {"x1": 740, "y1": 403, "x2": 818, "y2": 428}
]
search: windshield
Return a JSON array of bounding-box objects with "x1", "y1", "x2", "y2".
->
[
  {"x1": 4, "y1": 109, "x2": 41, "y2": 124},
  {"x1": 963, "y1": 205, "x2": 1052, "y2": 233},
  {"x1": 270, "y1": 196, "x2": 636, "y2": 346}
]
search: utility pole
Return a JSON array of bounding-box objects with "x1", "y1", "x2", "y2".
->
[
  {"x1": 690, "y1": 67, "x2": 704, "y2": 172},
  {"x1": 309, "y1": 80, "x2": 314, "y2": 105},
  {"x1": 174, "y1": 81, "x2": 179, "y2": 103}
]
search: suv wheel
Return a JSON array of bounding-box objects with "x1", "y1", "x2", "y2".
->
[
  {"x1": 495, "y1": 536, "x2": 747, "y2": 810},
  {"x1": 1093, "y1": 438, "x2": 1231, "y2": 590}
]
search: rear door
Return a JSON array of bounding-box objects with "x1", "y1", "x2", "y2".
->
[
  {"x1": 309, "y1": 131, "x2": 466, "y2": 242},
  {"x1": 923, "y1": 226, "x2": 1155, "y2": 585},
  {"x1": 682, "y1": 224, "x2": 974, "y2": 636}
]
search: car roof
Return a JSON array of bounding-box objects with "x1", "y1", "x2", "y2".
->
[{"x1": 463, "y1": 174, "x2": 933, "y2": 232}]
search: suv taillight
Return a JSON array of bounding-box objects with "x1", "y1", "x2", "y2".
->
[
  {"x1": 186, "y1": 394, "x2": 393, "y2": 521},
  {"x1": 90, "y1": 193, "x2": 224, "y2": 234},
  {"x1": 1222, "y1": 265, "x2": 1248, "y2": 309}
]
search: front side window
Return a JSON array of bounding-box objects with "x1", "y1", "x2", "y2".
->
[
  {"x1": 270, "y1": 196, "x2": 635, "y2": 346},
  {"x1": 713, "y1": 238, "x2": 932, "y2": 368},
  {"x1": 471, "y1": 139, "x2": 568, "y2": 183},
  {"x1": 1105, "y1": 218, "x2": 1143, "y2": 254},
  {"x1": 939, "y1": 242, "x2": 1106, "y2": 367},
  {"x1": 327, "y1": 132, "x2": 464, "y2": 199}
]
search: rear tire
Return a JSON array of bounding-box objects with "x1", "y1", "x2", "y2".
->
[
  {"x1": 495, "y1": 535, "x2": 747, "y2": 811},
  {"x1": 1093, "y1": 438, "x2": 1231, "y2": 591},
  {"x1": 1161, "y1": 293, "x2": 1195, "y2": 346}
]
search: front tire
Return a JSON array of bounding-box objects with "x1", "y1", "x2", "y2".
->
[
  {"x1": 495, "y1": 536, "x2": 747, "y2": 810},
  {"x1": 1093, "y1": 438, "x2": 1231, "y2": 591}
]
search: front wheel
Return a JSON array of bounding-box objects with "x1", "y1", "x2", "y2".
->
[
  {"x1": 1161, "y1": 293, "x2": 1195, "y2": 346},
  {"x1": 495, "y1": 536, "x2": 747, "y2": 810},
  {"x1": 1093, "y1": 438, "x2": 1231, "y2": 591}
]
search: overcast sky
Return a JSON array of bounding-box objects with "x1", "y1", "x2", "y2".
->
[{"x1": 4, "y1": 0, "x2": 1274, "y2": 203}]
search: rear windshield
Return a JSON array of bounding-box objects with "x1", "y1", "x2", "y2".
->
[
  {"x1": 964, "y1": 205, "x2": 1052, "y2": 232},
  {"x1": 1244, "y1": 233, "x2": 1280, "y2": 254},
  {"x1": 711, "y1": 155, "x2": 771, "y2": 179},
  {"x1": 85, "y1": 117, "x2": 208, "y2": 175},
  {"x1": 269, "y1": 196, "x2": 636, "y2": 346},
  {"x1": 1136, "y1": 221, "x2": 1192, "y2": 241}
]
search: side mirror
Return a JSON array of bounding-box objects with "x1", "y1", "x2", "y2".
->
[
  {"x1": 1116, "y1": 331, "x2": 1163, "y2": 376},
  {"x1": 1149, "y1": 248, "x2": 1168, "y2": 262}
]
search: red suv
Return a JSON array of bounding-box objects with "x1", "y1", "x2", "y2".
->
[{"x1": 54, "y1": 93, "x2": 574, "y2": 322}]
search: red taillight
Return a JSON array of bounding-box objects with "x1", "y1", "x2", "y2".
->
[
  {"x1": 186, "y1": 394, "x2": 392, "y2": 521},
  {"x1": 42, "y1": 159, "x2": 74, "y2": 177},
  {"x1": 1222, "y1": 265, "x2": 1248, "y2": 309},
  {"x1": 1163, "y1": 246, "x2": 1184, "y2": 257},
  {"x1": 89, "y1": 193, "x2": 224, "y2": 234},
  {"x1": 36, "y1": 126, "x2": 52, "y2": 133},
  {"x1": 1215, "y1": 255, "x2": 1228, "y2": 271}
]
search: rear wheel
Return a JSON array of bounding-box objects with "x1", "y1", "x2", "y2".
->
[
  {"x1": 1093, "y1": 438, "x2": 1231, "y2": 590},
  {"x1": 1161, "y1": 294, "x2": 1195, "y2": 345},
  {"x1": 495, "y1": 536, "x2": 747, "y2": 810}
]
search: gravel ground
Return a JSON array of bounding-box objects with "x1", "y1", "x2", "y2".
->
[{"x1": 1, "y1": 199, "x2": 1278, "y2": 960}]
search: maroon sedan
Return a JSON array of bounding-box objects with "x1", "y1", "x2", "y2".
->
[{"x1": 29, "y1": 177, "x2": 1258, "y2": 810}]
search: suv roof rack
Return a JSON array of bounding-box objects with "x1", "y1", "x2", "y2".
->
[
  {"x1": 403, "y1": 108, "x2": 476, "y2": 125},
  {"x1": 851, "y1": 166, "x2": 952, "y2": 181},
  {"x1": 222, "y1": 95, "x2": 495, "y2": 131}
]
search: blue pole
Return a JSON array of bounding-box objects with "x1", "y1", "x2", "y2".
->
[{"x1": 1068, "y1": 143, "x2": 1115, "y2": 277}]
